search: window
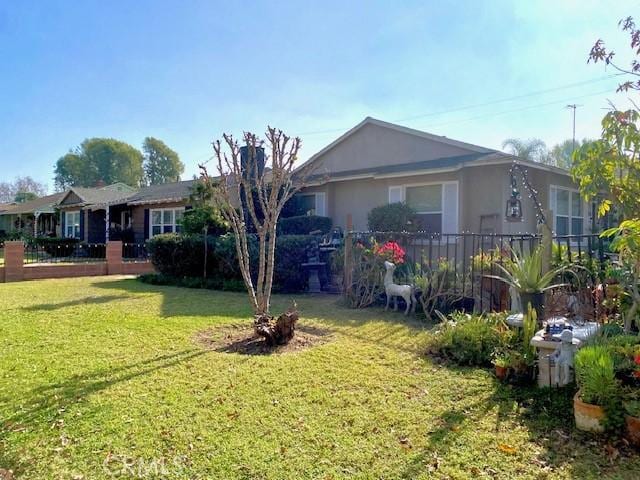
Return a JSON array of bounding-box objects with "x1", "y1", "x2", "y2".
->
[
  {"x1": 293, "y1": 192, "x2": 326, "y2": 216},
  {"x1": 406, "y1": 184, "x2": 443, "y2": 233},
  {"x1": 388, "y1": 182, "x2": 459, "y2": 234},
  {"x1": 150, "y1": 208, "x2": 184, "y2": 237},
  {"x1": 65, "y1": 211, "x2": 81, "y2": 238},
  {"x1": 551, "y1": 186, "x2": 584, "y2": 236}
]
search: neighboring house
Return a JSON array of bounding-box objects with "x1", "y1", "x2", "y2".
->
[
  {"x1": 123, "y1": 180, "x2": 195, "y2": 243},
  {"x1": 295, "y1": 117, "x2": 589, "y2": 236},
  {"x1": 55, "y1": 180, "x2": 195, "y2": 243},
  {"x1": 56, "y1": 183, "x2": 138, "y2": 242},
  {"x1": 0, "y1": 193, "x2": 65, "y2": 237}
]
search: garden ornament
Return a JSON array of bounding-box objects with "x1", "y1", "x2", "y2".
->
[
  {"x1": 552, "y1": 329, "x2": 576, "y2": 387},
  {"x1": 383, "y1": 261, "x2": 416, "y2": 315}
]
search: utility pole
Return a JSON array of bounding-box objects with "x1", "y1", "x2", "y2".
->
[{"x1": 566, "y1": 104, "x2": 581, "y2": 152}]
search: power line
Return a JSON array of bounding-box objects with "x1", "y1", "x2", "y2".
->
[
  {"x1": 298, "y1": 74, "x2": 622, "y2": 136},
  {"x1": 420, "y1": 89, "x2": 609, "y2": 129}
]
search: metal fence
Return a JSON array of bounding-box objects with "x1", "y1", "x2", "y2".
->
[
  {"x1": 345, "y1": 231, "x2": 609, "y2": 316},
  {"x1": 122, "y1": 243, "x2": 149, "y2": 262},
  {"x1": 24, "y1": 242, "x2": 107, "y2": 264}
]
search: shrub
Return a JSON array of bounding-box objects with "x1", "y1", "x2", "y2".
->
[
  {"x1": 367, "y1": 203, "x2": 416, "y2": 232},
  {"x1": 29, "y1": 237, "x2": 80, "y2": 256},
  {"x1": 146, "y1": 233, "x2": 317, "y2": 293},
  {"x1": 278, "y1": 215, "x2": 332, "y2": 235},
  {"x1": 425, "y1": 312, "x2": 516, "y2": 366},
  {"x1": 181, "y1": 206, "x2": 229, "y2": 235}
]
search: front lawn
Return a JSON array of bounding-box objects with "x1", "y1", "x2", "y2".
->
[{"x1": 0, "y1": 277, "x2": 638, "y2": 479}]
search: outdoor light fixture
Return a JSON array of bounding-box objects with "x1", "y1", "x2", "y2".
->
[
  {"x1": 505, "y1": 174, "x2": 523, "y2": 222},
  {"x1": 506, "y1": 161, "x2": 548, "y2": 227}
]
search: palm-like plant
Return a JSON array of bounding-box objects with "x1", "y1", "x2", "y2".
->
[
  {"x1": 502, "y1": 138, "x2": 550, "y2": 164},
  {"x1": 486, "y1": 246, "x2": 568, "y2": 294},
  {"x1": 486, "y1": 246, "x2": 570, "y2": 320}
]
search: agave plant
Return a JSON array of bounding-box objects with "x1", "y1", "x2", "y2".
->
[{"x1": 485, "y1": 246, "x2": 569, "y2": 294}]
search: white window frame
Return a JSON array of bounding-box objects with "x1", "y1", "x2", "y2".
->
[
  {"x1": 149, "y1": 208, "x2": 185, "y2": 237},
  {"x1": 64, "y1": 210, "x2": 81, "y2": 239},
  {"x1": 550, "y1": 185, "x2": 586, "y2": 236},
  {"x1": 295, "y1": 192, "x2": 326, "y2": 216},
  {"x1": 388, "y1": 181, "x2": 459, "y2": 235}
]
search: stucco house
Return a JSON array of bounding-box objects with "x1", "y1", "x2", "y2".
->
[{"x1": 294, "y1": 117, "x2": 589, "y2": 236}]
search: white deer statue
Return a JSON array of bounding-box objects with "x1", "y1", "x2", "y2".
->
[{"x1": 383, "y1": 261, "x2": 416, "y2": 315}]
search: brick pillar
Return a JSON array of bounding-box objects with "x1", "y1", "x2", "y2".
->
[
  {"x1": 4, "y1": 241, "x2": 25, "y2": 282},
  {"x1": 106, "y1": 241, "x2": 123, "y2": 275}
]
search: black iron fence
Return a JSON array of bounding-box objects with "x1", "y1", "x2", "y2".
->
[
  {"x1": 122, "y1": 243, "x2": 149, "y2": 262},
  {"x1": 344, "y1": 231, "x2": 609, "y2": 317},
  {"x1": 24, "y1": 242, "x2": 106, "y2": 264}
]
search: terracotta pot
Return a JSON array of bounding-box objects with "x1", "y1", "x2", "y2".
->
[
  {"x1": 625, "y1": 415, "x2": 640, "y2": 447},
  {"x1": 495, "y1": 365, "x2": 508, "y2": 380},
  {"x1": 574, "y1": 391, "x2": 605, "y2": 433}
]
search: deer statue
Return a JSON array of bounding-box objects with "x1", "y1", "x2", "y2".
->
[{"x1": 383, "y1": 261, "x2": 416, "y2": 315}]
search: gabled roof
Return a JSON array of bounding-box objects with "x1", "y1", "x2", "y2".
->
[
  {"x1": 56, "y1": 183, "x2": 137, "y2": 208},
  {"x1": 301, "y1": 117, "x2": 496, "y2": 174},
  {"x1": 301, "y1": 117, "x2": 571, "y2": 183},
  {"x1": 0, "y1": 202, "x2": 16, "y2": 213},
  {"x1": 2, "y1": 192, "x2": 65, "y2": 215},
  {"x1": 126, "y1": 180, "x2": 196, "y2": 206}
]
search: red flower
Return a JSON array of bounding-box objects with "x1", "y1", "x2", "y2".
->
[
  {"x1": 635, "y1": 354, "x2": 640, "y2": 366},
  {"x1": 373, "y1": 241, "x2": 406, "y2": 264}
]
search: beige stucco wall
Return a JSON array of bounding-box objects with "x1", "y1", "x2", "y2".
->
[
  {"x1": 312, "y1": 123, "x2": 479, "y2": 175},
  {"x1": 300, "y1": 162, "x2": 584, "y2": 235}
]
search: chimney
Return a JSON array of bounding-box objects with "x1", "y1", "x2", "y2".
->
[
  {"x1": 95, "y1": 179, "x2": 106, "y2": 188},
  {"x1": 240, "y1": 145, "x2": 265, "y2": 180}
]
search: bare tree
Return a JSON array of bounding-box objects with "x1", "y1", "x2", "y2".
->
[{"x1": 199, "y1": 127, "x2": 314, "y2": 345}]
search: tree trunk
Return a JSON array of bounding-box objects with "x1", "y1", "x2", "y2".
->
[{"x1": 254, "y1": 308, "x2": 299, "y2": 346}]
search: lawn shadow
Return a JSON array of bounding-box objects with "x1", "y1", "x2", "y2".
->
[
  {"x1": 21, "y1": 294, "x2": 132, "y2": 312},
  {"x1": 0, "y1": 348, "x2": 207, "y2": 476},
  {"x1": 401, "y1": 361, "x2": 637, "y2": 478}
]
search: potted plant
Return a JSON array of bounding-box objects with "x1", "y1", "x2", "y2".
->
[
  {"x1": 623, "y1": 393, "x2": 640, "y2": 446},
  {"x1": 486, "y1": 246, "x2": 569, "y2": 322},
  {"x1": 574, "y1": 345, "x2": 623, "y2": 433},
  {"x1": 493, "y1": 352, "x2": 510, "y2": 380}
]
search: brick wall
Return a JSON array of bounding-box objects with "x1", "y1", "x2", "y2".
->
[{"x1": 0, "y1": 240, "x2": 155, "y2": 283}]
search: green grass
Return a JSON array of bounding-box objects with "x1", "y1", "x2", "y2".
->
[{"x1": 0, "y1": 276, "x2": 638, "y2": 479}]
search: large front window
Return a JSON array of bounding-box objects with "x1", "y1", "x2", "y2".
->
[
  {"x1": 65, "y1": 211, "x2": 81, "y2": 238},
  {"x1": 150, "y1": 208, "x2": 184, "y2": 236},
  {"x1": 405, "y1": 184, "x2": 443, "y2": 233},
  {"x1": 291, "y1": 192, "x2": 326, "y2": 216},
  {"x1": 552, "y1": 186, "x2": 584, "y2": 236}
]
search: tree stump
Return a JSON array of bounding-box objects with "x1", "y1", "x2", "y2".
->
[{"x1": 254, "y1": 308, "x2": 299, "y2": 346}]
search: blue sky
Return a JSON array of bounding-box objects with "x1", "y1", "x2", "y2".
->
[{"x1": 0, "y1": 0, "x2": 637, "y2": 190}]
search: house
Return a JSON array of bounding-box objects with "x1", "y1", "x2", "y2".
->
[
  {"x1": 0, "y1": 193, "x2": 65, "y2": 237},
  {"x1": 56, "y1": 183, "x2": 138, "y2": 242},
  {"x1": 294, "y1": 117, "x2": 589, "y2": 236},
  {"x1": 55, "y1": 180, "x2": 195, "y2": 243}
]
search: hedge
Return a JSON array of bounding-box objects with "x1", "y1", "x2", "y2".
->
[
  {"x1": 277, "y1": 215, "x2": 332, "y2": 235},
  {"x1": 146, "y1": 233, "x2": 318, "y2": 293}
]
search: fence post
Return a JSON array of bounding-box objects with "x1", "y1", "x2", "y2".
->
[
  {"x1": 538, "y1": 210, "x2": 553, "y2": 274},
  {"x1": 343, "y1": 232, "x2": 353, "y2": 299},
  {"x1": 4, "y1": 241, "x2": 25, "y2": 282},
  {"x1": 106, "y1": 241, "x2": 124, "y2": 275}
]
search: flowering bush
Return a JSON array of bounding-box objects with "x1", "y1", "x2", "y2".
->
[{"x1": 373, "y1": 241, "x2": 406, "y2": 264}]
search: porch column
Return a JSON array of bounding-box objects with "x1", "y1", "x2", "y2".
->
[
  {"x1": 34, "y1": 212, "x2": 40, "y2": 237},
  {"x1": 105, "y1": 207, "x2": 110, "y2": 242}
]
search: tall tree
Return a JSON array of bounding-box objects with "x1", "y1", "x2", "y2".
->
[
  {"x1": 0, "y1": 176, "x2": 47, "y2": 202},
  {"x1": 501, "y1": 138, "x2": 550, "y2": 164},
  {"x1": 548, "y1": 139, "x2": 590, "y2": 169},
  {"x1": 54, "y1": 138, "x2": 144, "y2": 189},
  {"x1": 142, "y1": 137, "x2": 184, "y2": 185}
]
